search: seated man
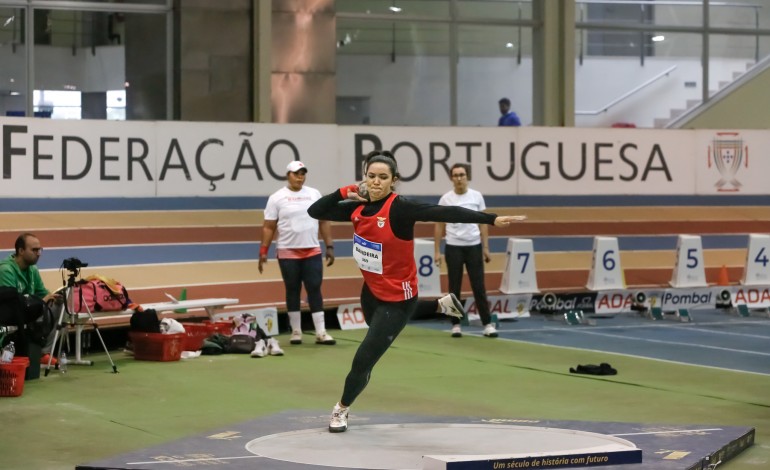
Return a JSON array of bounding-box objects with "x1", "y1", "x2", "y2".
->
[{"x1": 0, "y1": 233, "x2": 60, "y2": 359}]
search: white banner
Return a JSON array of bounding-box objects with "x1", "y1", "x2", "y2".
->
[
  {"x1": 594, "y1": 290, "x2": 638, "y2": 314},
  {"x1": 464, "y1": 294, "x2": 532, "y2": 321},
  {"x1": 731, "y1": 286, "x2": 770, "y2": 308},
  {"x1": 155, "y1": 122, "x2": 338, "y2": 196},
  {"x1": 694, "y1": 130, "x2": 770, "y2": 195},
  {"x1": 3, "y1": 116, "x2": 770, "y2": 197},
  {"x1": 656, "y1": 288, "x2": 717, "y2": 310},
  {"x1": 336, "y1": 303, "x2": 369, "y2": 330},
  {"x1": 516, "y1": 127, "x2": 696, "y2": 195}
]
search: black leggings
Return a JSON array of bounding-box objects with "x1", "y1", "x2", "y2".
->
[
  {"x1": 340, "y1": 283, "x2": 417, "y2": 406},
  {"x1": 277, "y1": 254, "x2": 324, "y2": 312},
  {"x1": 445, "y1": 243, "x2": 491, "y2": 326}
]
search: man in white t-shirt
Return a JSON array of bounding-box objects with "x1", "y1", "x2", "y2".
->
[
  {"x1": 434, "y1": 163, "x2": 498, "y2": 338},
  {"x1": 259, "y1": 161, "x2": 336, "y2": 348}
]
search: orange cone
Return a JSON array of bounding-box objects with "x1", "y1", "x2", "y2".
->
[{"x1": 717, "y1": 265, "x2": 730, "y2": 286}]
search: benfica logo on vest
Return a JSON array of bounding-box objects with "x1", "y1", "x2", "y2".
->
[{"x1": 377, "y1": 217, "x2": 386, "y2": 228}]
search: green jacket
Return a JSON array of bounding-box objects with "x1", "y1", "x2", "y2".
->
[{"x1": 0, "y1": 254, "x2": 49, "y2": 297}]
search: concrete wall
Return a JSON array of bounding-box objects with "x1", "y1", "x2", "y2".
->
[{"x1": 684, "y1": 66, "x2": 770, "y2": 129}]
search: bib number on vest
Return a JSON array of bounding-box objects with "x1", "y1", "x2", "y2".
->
[{"x1": 353, "y1": 234, "x2": 383, "y2": 274}]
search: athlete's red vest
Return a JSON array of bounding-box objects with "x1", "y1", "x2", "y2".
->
[{"x1": 351, "y1": 193, "x2": 417, "y2": 301}]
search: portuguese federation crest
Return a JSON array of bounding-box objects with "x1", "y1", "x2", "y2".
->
[{"x1": 709, "y1": 132, "x2": 748, "y2": 192}]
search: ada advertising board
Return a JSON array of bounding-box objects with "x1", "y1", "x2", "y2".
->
[
  {"x1": 594, "y1": 290, "x2": 642, "y2": 314},
  {"x1": 465, "y1": 294, "x2": 532, "y2": 321},
  {"x1": 337, "y1": 303, "x2": 368, "y2": 330},
  {"x1": 731, "y1": 285, "x2": 770, "y2": 308}
]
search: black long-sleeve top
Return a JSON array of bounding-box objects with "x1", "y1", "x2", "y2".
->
[{"x1": 307, "y1": 189, "x2": 497, "y2": 241}]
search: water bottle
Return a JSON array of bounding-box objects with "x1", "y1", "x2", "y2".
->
[
  {"x1": 0, "y1": 341, "x2": 15, "y2": 363},
  {"x1": 59, "y1": 352, "x2": 68, "y2": 374}
]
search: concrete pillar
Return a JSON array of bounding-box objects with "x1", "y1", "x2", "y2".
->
[
  {"x1": 177, "y1": 0, "x2": 253, "y2": 122},
  {"x1": 125, "y1": 13, "x2": 167, "y2": 120},
  {"x1": 532, "y1": 0, "x2": 575, "y2": 127},
  {"x1": 81, "y1": 92, "x2": 107, "y2": 120},
  {"x1": 271, "y1": 0, "x2": 335, "y2": 123}
]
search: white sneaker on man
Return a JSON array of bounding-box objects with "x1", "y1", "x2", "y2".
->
[
  {"x1": 451, "y1": 324, "x2": 462, "y2": 338},
  {"x1": 250, "y1": 339, "x2": 267, "y2": 358},
  {"x1": 316, "y1": 331, "x2": 336, "y2": 345},
  {"x1": 329, "y1": 402, "x2": 349, "y2": 433},
  {"x1": 483, "y1": 324, "x2": 499, "y2": 338},
  {"x1": 438, "y1": 293, "x2": 465, "y2": 319},
  {"x1": 290, "y1": 330, "x2": 303, "y2": 345},
  {"x1": 267, "y1": 338, "x2": 284, "y2": 356}
]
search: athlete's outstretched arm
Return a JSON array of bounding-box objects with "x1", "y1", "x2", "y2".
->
[{"x1": 308, "y1": 187, "x2": 361, "y2": 222}]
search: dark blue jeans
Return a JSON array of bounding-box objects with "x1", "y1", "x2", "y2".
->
[{"x1": 278, "y1": 254, "x2": 324, "y2": 312}]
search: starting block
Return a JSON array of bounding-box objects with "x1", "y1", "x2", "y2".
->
[
  {"x1": 676, "y1": 308, "x2": 693, "y2": 322},
  {"x1": 563, "y1": 310, "x2": 596, "y2": 326},
  {"x1": 735, "y1": 304, "x2": 751, "y2": 317},
  {"x1": 648, "y1": 307, "x2": 664, "y2": 321},
  {"x1": 732, "y1": 304, "x2": 770, "y2": 318},
  {"x1": 647, "y1": 306, "x2": 692, "y2": 322}
]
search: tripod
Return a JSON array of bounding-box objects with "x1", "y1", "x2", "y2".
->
[{"x1": 44, "y1": 268, "x2": 118, "y2": 376}]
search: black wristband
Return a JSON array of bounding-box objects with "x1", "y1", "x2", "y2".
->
[{"x1": 326, "y1": 246, "x2": 334, "y2": 249}]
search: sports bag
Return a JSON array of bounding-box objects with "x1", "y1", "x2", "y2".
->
[
  {"x1": 225, "y1": 334, "x2": 256, "y2": 354},
  {"x1": 73, "y1": 275, "x2": 131, "y2": 313}
]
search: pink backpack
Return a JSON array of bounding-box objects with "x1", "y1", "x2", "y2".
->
[{"x1": 72, "y1": 278, "x2": 131, "y2": 313}]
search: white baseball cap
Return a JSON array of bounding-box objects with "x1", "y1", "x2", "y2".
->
[{"x1": 286, "y1": 161, "x2": 307, "y2": 173}]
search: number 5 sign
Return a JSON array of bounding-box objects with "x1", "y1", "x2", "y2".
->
[{"x1": 670, "y1": 235, "x2": 707, "y2": 288}]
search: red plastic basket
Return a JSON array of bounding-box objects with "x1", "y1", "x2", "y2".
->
[
  {"x1": 0, "y1": 356, "x2": 30, "y2": 397},
  {"x1": 129, "y1": 332, "x2": 184, "y2": 361},
  {"x1": 202, "y1": 320, "x2": 233, "y2": 336},
  {"x1": 180, "y1": 323, "x2": 211, "y2": 351}
]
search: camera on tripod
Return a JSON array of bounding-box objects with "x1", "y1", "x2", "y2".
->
[{"x1": 62, "y1": 257, "x2": 88, "y2": 272}]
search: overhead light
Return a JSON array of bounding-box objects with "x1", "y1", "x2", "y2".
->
[
  {"x1": 505, "y1": 42, "x2": 514, "y2": 48},
  {"x1": 389, "y1": 6, "x2": 402, "y2": 12},
  {"x1": 652, "y1": 35, "x2": 665, "y2": 42},
  {"x1": 9, "y1": 91, "x2": 20, "y2": 96}
]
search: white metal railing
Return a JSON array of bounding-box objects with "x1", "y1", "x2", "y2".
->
[{"x1": 575, "y1": 65, "x2": 677, "y2": 115}]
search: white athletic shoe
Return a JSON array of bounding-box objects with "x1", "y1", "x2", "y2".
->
[
  {"x1": 329, "y1": 403, "x2": 349, "y2": 433},
  {"x1": 267, "y1": 338, "x2": 284, "y2": 356},
  {"x1": 290, "y1": 330, "x2": 303, "y2": 345},
  {"x1": 451, "y1": 324, "x2": 462, "y2": 338},
  {"x1": 438, "y1": 293, "x2": 465, "y2": 319},
  {"x1": 483, "y1": 324, "x2": 499, "y2": 338},
  {"x1": 316, "y1": 331, "x2": 336, "y2": 345},
  {"x1": 250, "y1": 339, "x2": 267, "y2": 358}
]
